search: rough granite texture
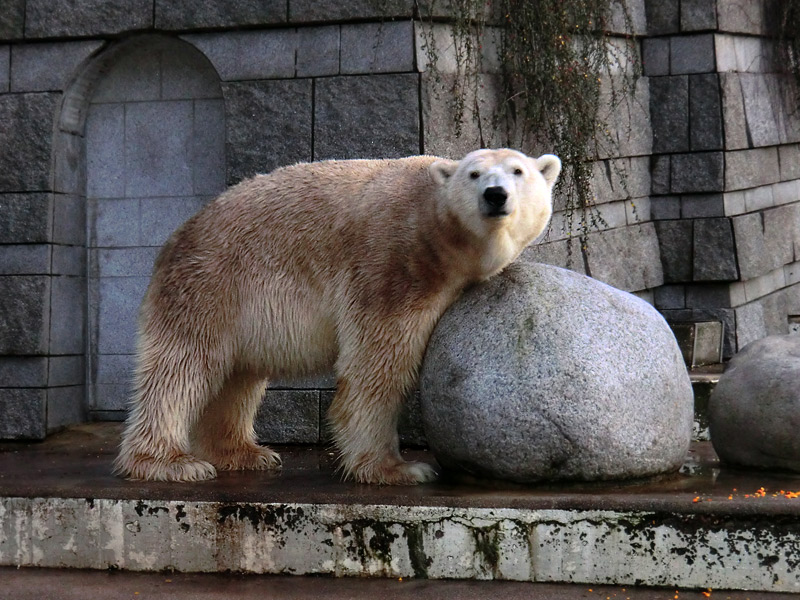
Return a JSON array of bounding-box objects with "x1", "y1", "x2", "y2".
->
[
  {"x1": 420, "y1": 262, "x2": 694, "y2": 483},
  {"x1": 709, "y1": 334, "x2": 800, "y2": 473}
]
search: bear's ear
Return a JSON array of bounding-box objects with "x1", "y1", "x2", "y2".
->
[
  {"x1": 429, "y1": 160, "x2": 458, "y2": 186},
  {"x1": 536, "y1": 154, "x2": 562, "y2": 188}
]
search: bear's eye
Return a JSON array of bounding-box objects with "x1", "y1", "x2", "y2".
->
[
  {"x1": 513, "y1": 168, "x2": 523, "y2": 176},
  {"x1": 469, "y1": 171, "x2": 480, "y2": 180}
]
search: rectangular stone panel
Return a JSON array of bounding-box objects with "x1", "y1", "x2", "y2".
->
[
  {"x1": 0, "y1": 46, "x2": 9, "y2": 91},
  {"x1": 689, "y1": 73, "x2": 722, "y2": 151},
  {"x1": 86, "y1": 103, "x2": 126, "y2": 199},
  {"x1": 91, "y1": 247, "x2": 159, "y2": 278},
  {"x1": 724, "y1": 147, "x2": 780, "y2": 191},
  {"x1": 0, "y1": 276, "x2": 50, "y2": 355},
  {"x1": 655, "y1": 220, "x2": 693, "y2": 282},
  {"x1": 719, "y1": 73, "x2": 748, "y2": 151},
  {"x1": 139, "y1": 197, "x2": 208, "y2": 247},
  {"x1": 693, "y1": 218, "x2": 738, "y2": 281},
  {"x1": 645, "y1": 0, "x2": 679, "y2": 35},
  {"x1": 0, "y1": 245, "x2": 51, "y2": 275},
  {"x1": 341, "y1": 21, "x2": 414, "y2": 75},
  {"x1": 156, "y1": 0, "x2": 286, "y2": 29},
  {"x1": 53, "y1": 194, "x2": 86, "y2": 246},
  {"x1": 95, "y1": 354, "x2": 135, "y2": 384},
  {"x1": 314, "y1": 74, "x2": 420, "y2": 160},
  {"x1": 91, "y1": 45, "x2": 160, "y2": 104},
  {"x1": 96, "y1": 276, "x2": 149, "y2": 354},
  {"x1": 10, "y1": 41, "x2": 102, "y2": 93},
  {"x1": 680, "y1": 0, "x2": 717, "y2": 31},
  {"x1": 650, "y1": 155, "x2": 671, "y2": 195},
  {"x1": 740, "y1": 74, "x2": 781, "y2": 147},
  {"x1": 670, "y1": 34, "x2": 715, "y2": 74},
  {"x1": 716, "y1": 0, "x2": 764, "y2": 34},
  {"x1": 584, "y1": 223, "x2": 663, "y2": 292},
  {"x1": 297, "y1": 26, "x2": 340, "y2": 78},
  {"x1": 89, "y1": 198, "x2": 140, "y2": 248},
  {"x1": 93, "y1": 383, "x2": 131, "y2": 411},
  {"x1": 685, "y1": 284, "x2": 732, "y2": 308},
  {"x1": 223, "y1": 79, "x2": 313, "y2": 185},
  {"x1": 642, "y1": 38, "x2": 669, "y2": 77},
  {"x1": 0, "y1": 194, "x2": 53, "y2": 243},
  {"x1": 183, "y1": 30, "x2": 296, "y2": 81},
  {"x1": 289, "y1": 0, "x2": 414, "y2": 22},
  {"x1": 192, "y1": 99, "x2": 226, "y2": 196},
  {"x1": 25, "y1": 0, "x2": 153, "y2": 38},
  {"x1": 0, "y1": 0, "x2": 24, "y2": 39},
  {"x1": 125, "y1": 101, "x2": 194, "y2": 198},
  {"x1": 779, "y1": 144, "x2": 800, "y2": 181},
  {"x1": 47, "y1": 385, "x2": 85, "y2": 431},
  {"x1": 650, "y1": 196, "x2": 680, "y2": 220},
  {"x1": 0, "y1": 389, "x2": 46, "y2": 439},
  {"x1": 0, "y1": 93, "x2": 59, "y2": 192},
  {"x1": 654, "y1": 285, "x2": 685, "y2": 309},
  {"x1": 255, "y1": 390, "x2": 320, "y2": 444},
  {"x1": 715, "y1": 34, "x2": 768, "y2": 73},
  {"x1": 681, "y1": 194, "x2": 724, "y2": 218},
  {"x1": 671, "y1": 152, "x2": 724, "y2": 193},
  {"x1": 49, "y1": 355, "x2": 84, "y2": 387},
  {"x1": 650, "y1": 76, "x2": 688, "y2": 154},
  {"x1": 0, "y1": 357, "x2": 48, "y2": 388},
  {"x1": 50, "y1": 276, "x2": 86, "y2": 355},
  {"x1": 52, "y1": 245, "x2": 85, "y2": 277}
]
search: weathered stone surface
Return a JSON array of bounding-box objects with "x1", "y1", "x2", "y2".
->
[
  {"x1": 710, "y1": 334, "x2": 800, "y2": 472},
  {"x1": 650, "y1": 196, "x2": 680, "y2": 220},
  {"x1": 25, "y1": 0, "x2": 153, "y2": 38},
  {"x1": 223, "y1": 80, "x2": 313, "y2": 184},
  {"x1": 740, "y1": 74, "x2": 781, "y2": 147},
  {"x1": 725, "y1": 147, "x2": 781, "y2": 192},
  {"x1": 297, "y1": 26, "x2": 340, "y2": 77},
  {"x1": 50, "y1": 276, "x2": 86, "y2": 355},
  {"x1": 654, "y1": 285, "x2": 685, "y2": 309},
  {"x1": 689, "y1": 74, "x2": 723, "y2": 151},
  {"x1": 183, "y1": 30, "x2": 296, "y2": 81},
  {"x1": 650, "y1": 155, "x2": 671, "y2": 195},
  {"x1": 650, "y1": 76, "x2": 688, "y2": 153},
  {"x1": 671, "y1": 34, "x2": 715, "y2": 74},
  {"x1": 719, "y1": 73, "x2": 748, "y2": 151},
  {"x1": 779, "y1": 144, "x2": 800, "y2": 181},
  {"x1": 642, "y1": 38, "x2": 669, "y2": 77},
  {"x1": 156, "y1": 0, "x2": 286, "y2": 29},
  {"x1": 0, "y1": 276, "x2": 50, "y2": 355},
  {"x1": 0, "y1": 389, "x2": 46, "y2": 439},
  {"x1": 0, "y1": 357, "x2": 48, "y2": 388},
  {"x1": 341, "y1": 21, "x2": 414, "y2": 74},
  {"x1": 685, "y1": 284, "x2": 733, "y2": 309},
  {"x1": 680, "y1": 0, "x2": 717, "y2": 31},
  {"x1": 671, "y1": 151, "x2": 723, "y2": 193},
  {"x1": 289, "y1": 0, "x2": 414, "y2": 22},
  {"x1": 716, "y1": 0, "x2": 764, "y2": 34},
  {"x1": 681, "y1": 194, "x2": 724, "y2": 218},
  {"x1": 314, "y1": 74, "x2": 420, "y2": 160},
  {"x1": 645, "y1": 0, "x2": 679, "y2": 35},
  {"x1": 0, "y1": 46, "x2": 9, "y2": 91},
  {"x1": 693, "y1": 218, "x2": 738, "y2": 281},
  {"x1": 655, "y1": 220, "x2": 693, "y2": 282},
  {"x1": 47, "y1": 385, "x2": 85, "y2": 431},
  {"x1": 0, "y1": 0, "x2": 24, "y2": 39},
  {"x1": 255, "y1": 390, "x2": 320, "y2": 444},
  {"x1": 420, "y1": 262, "x2": 693, "y2": 483},
  {"x1": 0, "y1": 193, "x2": 52, "y2": 243},
  {"x1": 0, "y1": 93, "x2": 59, "y2": 192},
  {"x1": 0, "y1": 245, "x2": 51, "y2": 275},
  {"x1": 11, "y1": 41, "x2": 102, "y2": 93},
  {"x1": 580, "y1": 223, "x2": 663, "y2": 292}
]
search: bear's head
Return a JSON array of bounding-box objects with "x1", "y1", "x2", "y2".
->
[{"x1": 429, "y1": 148, "x2": 561, "y2": 252}]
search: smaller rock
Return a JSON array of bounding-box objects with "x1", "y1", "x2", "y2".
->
[{"x1": 709, "y1": 334, "x2": 800, "y2": 473}]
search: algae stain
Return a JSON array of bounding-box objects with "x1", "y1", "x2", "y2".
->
[
  {"x1": 471, "y1": 523, "x2": 501, "y2": 574},
  {"x1": 405, "y1": 524, "x2": 431, "y2": 578}
]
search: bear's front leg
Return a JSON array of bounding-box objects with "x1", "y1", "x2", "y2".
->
[{"x1": 328, "y1": 338, "x2": 437, "y2": 485}]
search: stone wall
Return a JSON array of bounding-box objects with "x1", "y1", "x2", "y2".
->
[{"x1": 0, "y1": 0, "x2": 797, "y2": 440}]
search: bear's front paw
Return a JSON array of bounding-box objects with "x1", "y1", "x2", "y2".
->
[
  {"x1": 117, "y1": 453, "x2": 218, "y2": 482},
  {"x1": 212, "y1": 444, "x2": 282, "y2": 472},
  {"x1": 353, "y1": 459, "x2": 438, "y2": 485}
]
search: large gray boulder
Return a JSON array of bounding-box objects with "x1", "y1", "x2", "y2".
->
[
  {"x1": 709, "y1": 335, "x2": 800, "y2": 473},
  {"x1": 420, "y1": 262, "x2": 694, "y2": 483}
]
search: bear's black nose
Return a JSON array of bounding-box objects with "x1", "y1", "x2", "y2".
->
[{"x1": 483, "y1": 186, "x2": 508, "y2": 209}]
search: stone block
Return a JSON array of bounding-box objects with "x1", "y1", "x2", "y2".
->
[
  {"x1": 772, "y1": 180, "x2": 800, "y2": 207},
  {"x1": 779, "y1": 144, "x2": 800, "y2": 181},
  {"x1": 86, "y1": 103, "x2": 126, "y2": 199},
  {"x1": 719, "y1": 73, "x2": 748, "y2": 150},
  {"x1": 642, "y1": 38, "x2": 669, "y2": 77},
  {"x1": 270, "y1": 373, "x2": 336, "y2": 389},
  {"x1": 54, "y1": 132, "x2": 86, "y2": 196},
  {"x1": 650, "y1": 155, "x2": 671, "y2": 195},
  {"x1": 160, "y1": 44, "x2": 223, "y2": 102},
  {"x1": 156, "y1": 0, "x2": 286, "y2": 29},
  {"x1": 0, "y1": 193, "x2": 53, "y2": 244},
  {"x1": 89, "y1": 198, "x2": 140, "y2": 248},
  {"x1": 693, "y1": 218, "x2": 738, "y2": 281},
  {"x1": 671, "y1": 151, "x2": 724, "y2": 193},
  {"x1": 627, "y1": 197, "x2": 651, "y2": 223},
  {"x1": 0, "y1": 46, "x2": 9, "y2": 91},
  {"x1": 191, "y1": 99, "x2": 226, "y2": 196},
  {"x1": 650, "y1": 76, "x2": 688, "y2": 153},
  {"x1": 681, "y1": 194, "x2": 724, "y2": 217},
  {"x1": 0, "y1": 245, "x2": 51, "y2": 275},
  {"x1": 0, "y1": 389, "x2": 46, "y2": 439},
  {"x1": 139, "y1": 197, "x2": 208, "y2": 247},
  {"x1": 610, "y1": 76, "x2": 653, "y2": 158},
  {"x1": 183, "y1": 30, "x2": 296, "y2": 81},
  {"x1": 0, "y1": 276, "x2": 50, "y2": 355},
  {"x1": 654, "y1": 285, "x2": 686, "y2": 309},
  {"x1": 0, "y1": 357, "x2": 48, "y2": 388},
  {"x1": 655, "y1": 220, "x2": 693, "y2": 282},
  {"x1": 341, "y1": 21, "x2": 414, "y2": 75},
  {"x1": 681, "y1": 0, "x2": 717, "y2": 30},
  {"x1": 223, "y1": 80, "x2": 313, "y2": 185},
  {"x1": 92, "y1": 247, "x2": 159, "y2": 278},
  {"x1": 91, "y1": 42, "x2": 161, "y2": 103},
  {"x1": 650, "y1": 196, "x2": 681, "y2": 220},
  {"x1": 93, "y1": 383, "x2": 131, "y2": 411},
  {"x1": 297, "y1": 26, "x2": 340, "y2": 77},
  {"x1": 125, "y1": 100, "x2": 194, "y2": 198},
  {"x1": 314, "y1": 74, "x2": 420, "y2": 160},
  {"x1": 0, "y1": 0, "x2": 24, "y2": 39},
  {"x1": 50, "y1": 276, "x2": 85, "y2": 355},
  {"x1": 47, "y1": 385, "x2": 85, "y2": 431},
  {"x1": 95, "y1": 353, "x2": 135, "y2": 384},
  {"x1": 53, "y1": 245, "x2": 85, "y2": 277},
  {"x1": 49, "y1": 355, "x2": 85, "y2": 387},
  {"x1": 725, "y1": 147, "x2": 780, "y2": 191},
  {"x1": 740, "y1": 74, "x2": 780, "y2": 147},
  {"x1": 715, "y1": 34, "x2": 768, "y2": 73},
  {"x1": 25, "y1": 0, "x2": 153, "y2": 38},
  {"x1": 723, "y1": 189, "x2": 746, "y2": 215},
  {"x1": 254, "y1": 390, "x2": 320, "y2": 444},
  {"x1": 11, "y1": 41, "x2": 102, "y2": 93},
  {"x1": 53, "y1": 194, "x2": 86, "y2": 246},
  {"x1": 716, "y1": 0, "x2": 764, "y2": 34},
  {"x1": 671, "y1": 34, "x2": 716, "y2": 75},
  {"x1": 743, "y1": 185, "x2": 774, "y2": 212},
  {"x1": 685, "y1": 284, "x2": 733, "y2": 308},
  {"x1": 689, "y1": 73, "x2": 723, "y2": 151},
  {"x1": 606, "y1": 0, "x2": 647, "y2": 35},
  {"x1": 96, "y1": 276, "x2": 149, "y2": 354},
  {"x1": 288, "y1": 0, "x2": 414, "y2": 22},
  {"x1": 645, "y1": 0, "x2": 679, "y2": 35},
  {"x1": 584, "y1": 223, "x2": 663, "y2": 292},
  {"x1": 0, "y1": 93, "x2": 59, "y2": 192}
]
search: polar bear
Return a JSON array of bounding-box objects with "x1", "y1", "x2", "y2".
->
[{"x1": 114, "y1": 148, "x2": 561, "y2": 485}]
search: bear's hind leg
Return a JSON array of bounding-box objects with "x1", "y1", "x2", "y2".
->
[{"x1": 191, "y1": 371, "x2": 281, "y2": 471}]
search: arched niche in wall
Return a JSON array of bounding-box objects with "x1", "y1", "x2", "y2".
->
[{"x1": 54, "y1": 34, "x2": 225, "y2": 420}]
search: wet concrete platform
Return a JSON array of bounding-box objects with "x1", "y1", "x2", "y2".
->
[{"x1": 0, "y1": 424, "x2": 798, "y2": 592}]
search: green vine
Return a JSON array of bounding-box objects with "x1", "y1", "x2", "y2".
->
[{"x1": 417, "y1": 0, "x2": 640, "y2": 264}]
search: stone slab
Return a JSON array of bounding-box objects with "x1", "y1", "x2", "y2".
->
[
  {"x1": 0, "y1": 357, "x2": 48, "y2": 388},
  {"x1": 583, "y1": 223, "x2": 664, "y2": 292},
  {"x1": 716, "y1": 0, "x2": 765, "y2": 34},
  {"x1": 49, "y1": 276, "x2": 86, "y2": 356},
  {"x1": 95, "y1": 276, "x2": 149, "y2": 355},
  {"x1": 0, "y1": 93, "x2": 59, "y2": 192},
  {"x1": 0, "y1": 193, "x2": 52, "y2": 243},
  {"x1": 650, "y1": 155, "x2": 671, "y2": 195},
  {"x1": 655, "y1": 220, "x2": 693, "y2": 283},
  {"x1": 693, "y1": 218, "x2": 738, "y2": 281},
  {"x1": 0, "y1": 244, "x2": 51, "y2": 275},
  {"x1": 681, "y1": 194, "x2": 724, "y2": 218},
  {"x1": 11, "y1": 41, "x2": 102, "y2": 93},
  {"x1": 52, "y1": 195, "x2": 86, "y2": 246},
  {"x1": 47, "y1": 385, "x2": 86, "y2": 432},
  {"x1": 725, "y1": 147, "x2": 780, "y2": 191},
  {"x1": 650, "y1": 76, "x2": 688, "y2": 154},
  {"x1": 670, "y1": 34, "x2": 715, "y2": 74},
  {"x1": 297, "y1": 26, "x2": 340, "y2": 78},
  {"x1": 645, "y1": 0, "x2": 679, "y2": 35},
  {"x1": 0, "y1": 389, "x2": 46, "y2": 439},
  {"x1": 48, "y1": 355, "x2": 85, "y2": 387},
  {"x1": 223, "y1": 79, "x2": 313, "y2": 185},
  {"x1": 0, "y1": 0, "x2": 24, "y2": 39},
  {"x1": 25, "y1": 0, "x2": 153, "y2": 38},
  {"x1": 740, "y1": 74, "x2": 781, "y2": 148},
  {"x1": 288, "y1": 0, "x2": 414, "y2": 22},
  {"x1": 314, "y1": 74, "x2": 420, "y2": 160},
  {"x1": 680, "y1": 0, "x2": 717, "y2": 31},
  {"x1": 341, "y1": 21, "x2": 414, "y2": 75},
  {"x1": 642, "y1": 38, "x2": 669, "y2": 77},
  {"x1": 156, "y1": 0, "x2": 286, "y2": 29},
  {"x1": 0, "y1": 46, "x2": 9, "y2": 91},
  {"x1": 719, "y1": 72, "x2": 748, "y2": 151},
  {"x1": 0, "y1": 276, "x2": 50, "y2": 355},
  {"x1": 689, "y1": 73, "x2": 723, "y2": 151},
  {"x1": 183, "y1": 30, "x2": 296, "y2": 81},
  {"x1": 255, "y1": 390, "x2": 320, "y2": 444},
  {"x1": 779, "y1": 144, "x2": 800, "y2": 181},
  {"x1": 671, "y1": 152, "x2": 723, "y2": 193}
]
